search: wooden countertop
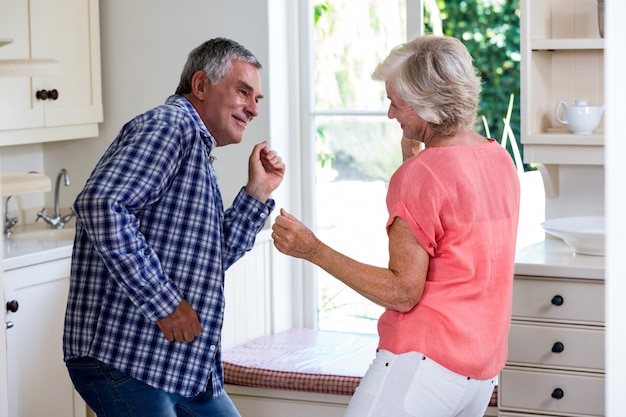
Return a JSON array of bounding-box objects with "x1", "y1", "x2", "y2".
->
[{"x1": 1, "y1": 172, "x2": 51, "y2": 196}]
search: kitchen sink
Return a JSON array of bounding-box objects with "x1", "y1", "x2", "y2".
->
[{"x1": 10, "y1": 228, "x2": 76, "y2": 242}]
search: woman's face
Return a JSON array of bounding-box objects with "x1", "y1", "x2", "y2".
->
[{"x1": 385, "y1": 82, "x2": 429, "y2": 142}]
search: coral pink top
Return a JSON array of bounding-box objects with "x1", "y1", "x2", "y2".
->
[{"x1": 379, "y1": 140, "x2": 520, "y2": 379}]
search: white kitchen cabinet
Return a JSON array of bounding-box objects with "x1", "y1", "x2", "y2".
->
[
  {"x1": 3, "y1": 256, "x2": 87, "y2": 417},
  {"x1": 0, "y1": 272, "x2": 8, "y2": 417},
  {"x1": 498, "y1": 275, "x2": 605, "y2": 417},
  {"x1": 0, "y1": 0, "x2": 102, "y2": 146},
  {"x1": 520, "y1": 0, "x2": 604, "y2": 196}
]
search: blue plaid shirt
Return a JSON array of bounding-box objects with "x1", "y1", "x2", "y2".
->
[{"x1": 63, "y1": 95, "x2": 274, "y2": 397}]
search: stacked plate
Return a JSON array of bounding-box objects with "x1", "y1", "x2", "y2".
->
[{"x1": 541, "y1": 216, "x2": 605, "y2": 256}]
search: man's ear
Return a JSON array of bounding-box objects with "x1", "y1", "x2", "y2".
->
[{"x1": 190, "y1": 70, "x2": 209, "y2": 99}]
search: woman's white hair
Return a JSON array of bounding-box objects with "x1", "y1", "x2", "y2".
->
[{"x1": 372, "y1": 34, "x2": 482, "y2": 137}]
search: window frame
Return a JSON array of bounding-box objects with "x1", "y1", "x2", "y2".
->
[{"x1": 296, "y1": 0, "x2": 423, "y2": 329}]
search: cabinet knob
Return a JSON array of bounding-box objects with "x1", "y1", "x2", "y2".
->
[
  {"x1": 551, "y1": 341, "x2": 565, "y2": 353},
  {"x1": 551, "y1": 388, "x2": 565, "y2": 399},
  {"x1": 36, "y1": 89, "x2": 59, "y2": 101},
  {"x1": 5, "y1": 321, "x2": 14, "y2": 329},
  {"x1": 551, "y1": 295, "x2": 564, "y2": 306},
  {"x1": 6, "y1": 300, "x2": 19, "y2": 313}
]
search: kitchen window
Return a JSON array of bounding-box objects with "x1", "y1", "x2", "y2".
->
[{"x1": 302, "y1": 0, "x2": 539, "y2": 334}]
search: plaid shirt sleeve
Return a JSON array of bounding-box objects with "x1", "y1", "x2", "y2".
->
[{"x1": 223, "y1": 189, "x2": 275, "y2": 269}]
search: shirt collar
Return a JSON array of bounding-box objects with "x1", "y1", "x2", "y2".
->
[{"x1": 165, "y1": 94, "x2": 217, "y2": 153}]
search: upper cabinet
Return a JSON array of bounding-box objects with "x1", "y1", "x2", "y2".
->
[
  {"x1": 521, "y1": 0, "x2": 604, "y2": 167},
  {"x1": 0, "y1": 0, "x2": 103, "y2": 146}
]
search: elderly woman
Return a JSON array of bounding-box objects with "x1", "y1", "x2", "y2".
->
[{"x1": 272, "y1": 35, "x2": 520, "y2": 417}]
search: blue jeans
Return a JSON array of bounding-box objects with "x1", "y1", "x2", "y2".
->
[{"x1": 66, "y1": 356, "x2": 241, "y2": 417}]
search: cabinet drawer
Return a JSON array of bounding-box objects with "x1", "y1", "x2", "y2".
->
[
  {"x1": 499, "y1": 368, "x2": 604, "y2": 416},
  {"x1": 508, "y1": 322, "x2": 604, "y2": 372},
  {"x1": 512, "y1": 276, "x2": 604, "y2": 324}
]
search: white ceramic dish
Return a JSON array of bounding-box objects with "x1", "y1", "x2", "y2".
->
[{"x1": 541, "y1": 216, "x2": 605, "y2": 256}]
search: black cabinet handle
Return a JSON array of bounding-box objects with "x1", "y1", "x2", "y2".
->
[
  {"x1": 551, "y1": 341, "x2": 565, "y2": 353},
  {"x1": 36, "y1": 89, "x2": 59, "y2": 101},
  {"x1": 551, "y1": 295, "x2": 564, "y2": 306},
  {"x1": 6, "y1": 300, "x2": 19, "y2": 313},
  {"x1": 551, "y1": 388, "x2": 564, "y2": 399}
]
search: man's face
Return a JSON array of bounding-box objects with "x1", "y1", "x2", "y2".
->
[{"x1": 198, "y1": 61, "x2": 264, "y2": 147}]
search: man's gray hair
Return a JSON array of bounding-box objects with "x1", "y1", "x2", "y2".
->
[{"x1": 175, "y1": 37, "x2": 262, "y2": 95}]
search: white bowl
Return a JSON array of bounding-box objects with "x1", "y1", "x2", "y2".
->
[{"x1": 541, "y1": 216, "x2": 605, "y2": 256}]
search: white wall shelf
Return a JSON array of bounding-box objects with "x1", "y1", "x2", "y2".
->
[
  {"x1": 531, "y1": 38, "x2": 604, "y2": 50},
  {"x1": 523, "y1": 133, "x2": 604, "y2": 166},
  {"x1": 521, "y1": 0, "x2": 605, "y2": 198}
]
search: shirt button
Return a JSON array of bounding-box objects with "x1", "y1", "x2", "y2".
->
[
  {"x1": 210, "y1": 345, "x2": 216, "y2": 351},
  {"x1": 260, "y1": 213, "x2": 267, "y2": 219}
]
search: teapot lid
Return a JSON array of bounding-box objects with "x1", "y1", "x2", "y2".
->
[{"x1": 574, "y1": 100, "x2": 589, "y2": 106}]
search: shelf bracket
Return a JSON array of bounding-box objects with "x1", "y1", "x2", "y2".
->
[{"x1": 536, "y1": 164, "x2": 559, "y2": 198}]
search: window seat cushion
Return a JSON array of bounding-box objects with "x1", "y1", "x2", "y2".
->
[
  {"x1": 223, "y1": 328, "x2": 497, "y2": 406},
  {"x1": 223, "y1": 328, "x2": 377, "y2": 395}
]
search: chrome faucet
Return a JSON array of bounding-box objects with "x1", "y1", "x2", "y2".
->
[
  {"x1": 3, "y1": 195, "x2": 19, "y2": 238},
  {"x1": 37, "y1": 168, "x2": 76, "y2": 229}
]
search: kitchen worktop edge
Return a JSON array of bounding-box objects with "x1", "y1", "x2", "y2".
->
[
  {"x1": 515, "y1": 239, "x2": 605, "y2": 280},
  {"x1": 3, "y1": 239, "x2": 73, "y2": 271}
]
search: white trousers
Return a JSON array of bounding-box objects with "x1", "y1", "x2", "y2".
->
[{"x1": 344, "y1": 350, "x2": 496, "y2": 417}]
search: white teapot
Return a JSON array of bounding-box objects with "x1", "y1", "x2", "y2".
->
[{"x1": 555, "y1": 100, "x2": 605, "y2": 135}]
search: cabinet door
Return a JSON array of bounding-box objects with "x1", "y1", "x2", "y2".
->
[
  {"x1": 30, "y1": 0, "x2": 103, "y2": 128},
  {"x1": 0, "y1": 273, "x2": 9, "y2": 417},
  {"x1": 0, "y1": 0, "x2": 46, "y2": 130},
  {"x1": 4, "y1": 258, "x2": 86, "y2": 417},
  {"x1": 0, "y1": 0, "x2": 102, "y2": 144}
]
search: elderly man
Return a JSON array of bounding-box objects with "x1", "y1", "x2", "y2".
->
[{"x1": 63, "y1": 38, "x2": 284, "y2": 417}]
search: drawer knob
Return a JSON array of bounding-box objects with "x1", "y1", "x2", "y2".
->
[
  {"x1": 551, "y1": 341, "x2": 565, "y2": 353},
  {"x1": 48, "y1": 89, "x2": 59, "y2": 100},
  {"x1": 35, "y1": 89, "x2": 59, "y2": 101},
  {"x1": 36, "y1": 89, "x2": 49, "y2": 100},
  {"x1": 551, "y1": 295, "x2": 564, "y2": 306},
  {"x1": 551, "y1": 388, "x2": 565, "y2": 399},
  {"x1": 6, "y1": 300, "x2": 19, "y2": 313}
]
